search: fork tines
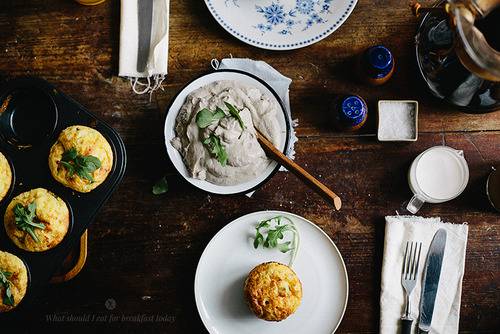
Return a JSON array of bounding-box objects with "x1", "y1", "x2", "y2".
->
[{"x1": 402, "y1": 241, "x2": 422, "y2": 281}]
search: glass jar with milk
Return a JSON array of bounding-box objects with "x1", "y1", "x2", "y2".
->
[{"x1": 407, "y1": 146, "x2": 469, "y2": 214}]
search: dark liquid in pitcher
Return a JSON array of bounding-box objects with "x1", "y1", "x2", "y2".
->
[
  {"x1": 476, "y1": 8, "x2": 500, "y2": 52},
  {"x1": 416, "y1": 6, "x2": 500, "y2": 112}
]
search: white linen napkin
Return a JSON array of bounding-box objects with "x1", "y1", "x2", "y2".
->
[
  {"x1": 380, "y1": 216, "x2": 468, "y2": 334},
  {"x1": 213, "y1": 58, "x2": 298, "y2": 162},
  {"x1": 119, "y1": 0, "x2": 170, "y2": 94}
]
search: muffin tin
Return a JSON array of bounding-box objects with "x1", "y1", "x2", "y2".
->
[
  {"x1": 0, "y1": 77, "x2": 126, "y2": 314},
  {"x1": 50, "y1": 231, "x2": 88, "y2": 284}
]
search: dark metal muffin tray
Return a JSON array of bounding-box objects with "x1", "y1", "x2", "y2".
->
[{"x1": 0, "y1": 77, "x2": 126, "y2": 314}]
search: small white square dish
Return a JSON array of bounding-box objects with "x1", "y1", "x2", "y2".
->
[{"x1": 377, "y1": 100, "x2": 418, "y2": 142}]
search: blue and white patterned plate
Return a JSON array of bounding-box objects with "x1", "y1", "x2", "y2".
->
[{"x1": 205, "y1": 0, "x2": 357, "y2": 50}]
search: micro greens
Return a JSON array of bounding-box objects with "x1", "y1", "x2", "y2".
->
[
  {"x1": 0, "y1": 269, "x2": 14, "y2": 306},
  {"x1": 203, "y1": 134, "x2": 228, "y2": 166},
  {"x1": 60, "y1": 147, "x2": 102, "y2": 183},
  {"x1": 14, "y1": 202, "x2": 45, "y2": 243},
  {"x1": 253, "y1": 216, "x2": 300, "y2": 267}
]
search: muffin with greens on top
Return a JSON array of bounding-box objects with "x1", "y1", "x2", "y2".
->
[
  {"x1": 48, "y1": 125, "x2": 113, "y2": 193},
  {"x1": 0, "y1": 251, "x2": 28, "y2": 313},
  {"x1": 0, "y1": 152, "x2": 12, "y2": 202},
  {"x1": 4, "y1": 188, "x2": 69, "y2": 252}
]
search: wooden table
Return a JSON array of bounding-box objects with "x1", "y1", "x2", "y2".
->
[{"x1": 0, "y1": 0, "x2": 498, "y2": 332}]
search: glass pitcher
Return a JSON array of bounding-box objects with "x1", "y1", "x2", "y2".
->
[{"x1": 413, "y1": 0, "x2": 500, "y2": 112}]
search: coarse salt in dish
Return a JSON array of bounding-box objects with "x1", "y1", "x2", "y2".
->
[{"x1": 377, "y1": 100, "x2": 418, "y2": 141}]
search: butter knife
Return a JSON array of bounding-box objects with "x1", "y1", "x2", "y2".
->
[
  {"x1": 137, "y1": 0, "x2": 154, "y2": 73},
  {"x1": 418, "y1": 229, "x2": 447, "y2": 333}
]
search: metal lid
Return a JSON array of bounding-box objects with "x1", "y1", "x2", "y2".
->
[{"x1": 340, "y1": 95, "x2": 367, "y2": 126}]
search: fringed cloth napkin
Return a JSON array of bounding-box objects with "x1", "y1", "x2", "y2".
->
[
  {"x1": 119, "y1": 0, "x2": 170, "y2": 95},
  {"x1": 380, "y1": 216, "x2": 468, "y2": 334}
]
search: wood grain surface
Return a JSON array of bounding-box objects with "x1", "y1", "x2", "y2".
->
[
  {"x1": 257, "y1": 129, "x2": 343, "y2": 210},
  {"x1": 0, "y1": 0, "x2": 499, "y2": 332}
]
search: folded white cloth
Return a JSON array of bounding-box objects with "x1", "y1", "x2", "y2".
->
[
  {"x1": 380, "y1": 216, "x2": 468, "y2": 334},
  {"x1": 214, "y1": 58, "x2": 298, "y2": 162},
  {"x1": 119, "y1": 0, "x2": 170, "y2": 94}
]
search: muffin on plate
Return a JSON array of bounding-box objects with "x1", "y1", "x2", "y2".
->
[
  {"x1": 48, "y1": 125, "x2": 113, "y2": 193},
  {"x1": 244, "y1": 261, "x2": 302, "y2": 321},
  {"x1": 4, "y1": 188, "x2": 70, "y2": 252},
  {"x1": 0, "y1": 152, "x2": 12, "y2": 202},
  {"x1": 0, "y1": 251, "x2": 28, "y2": 313}
]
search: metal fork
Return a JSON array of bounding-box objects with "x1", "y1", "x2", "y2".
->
[{"x1": 401, "y1": 241, "x2": 422, "y2": 334}]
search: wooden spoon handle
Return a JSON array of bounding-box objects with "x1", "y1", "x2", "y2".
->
[{"x1": 256, "y1": 130, "x2": 342, "y2": 210}]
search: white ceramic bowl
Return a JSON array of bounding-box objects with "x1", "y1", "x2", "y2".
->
[{"x1": 164, "y1": 70, "x2": 291, "y2": 195}]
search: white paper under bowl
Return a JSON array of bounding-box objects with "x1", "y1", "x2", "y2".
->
[{"x1": 164, "y1": 70, "x2": 291, "y2": 195}]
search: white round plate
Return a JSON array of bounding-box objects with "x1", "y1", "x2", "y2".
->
[
  {"x1": 204, "y1": 0, "x2": 358, "y2": 50},
  {"x1": 164, "y1": 70, "x2": 290, "y2": 195},
  {"x1": 195, "y1": 211, "x2": 349, "y2": 334}
]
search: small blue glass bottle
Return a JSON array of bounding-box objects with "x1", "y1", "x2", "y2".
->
[
  {"x1": 332, "y1": 95, "x2": 368, "y2": 131},
  {"x1": 360, "y1": 45, "x2": 395, "y2": 85}
]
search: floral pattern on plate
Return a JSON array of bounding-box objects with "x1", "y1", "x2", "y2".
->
[
  {"x1": 252, "y1": 0, "x2": 332, "y2": 35},
  {"x1": 206, "y1": 0, "x2": 357, "y2": 50}
]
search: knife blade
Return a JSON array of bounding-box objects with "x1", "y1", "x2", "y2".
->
[
  {"x1": 418, "y1": 228, "x2": 447, "y2": 333},
  {"x1": 137, "y1": 0, "x2": 154, "y2": 73}
]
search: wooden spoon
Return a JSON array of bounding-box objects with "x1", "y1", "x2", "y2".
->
[{"x1": 255, "y1": 129, "x2": 342, "y2": 210}]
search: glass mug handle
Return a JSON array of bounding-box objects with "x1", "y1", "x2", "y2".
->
[{"x1": 406, "y1": 194, "x2": 425, "y2": 214}]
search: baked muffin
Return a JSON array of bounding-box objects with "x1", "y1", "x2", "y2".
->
[
  {"x1": 4, "y1": 188, "x2": 70, "y2": 252},
  {"x1": 244, "y1": 262, "x2": 302, "y2": 321},
  {"x1": 48, "y1": 125, "x2": 113, "y2": 193},
  {"x1": 0, "y1": 251, "x2": 28, "y2": 313},
  {"x1": 0, "y1": 152, "x2": 12, "y2": 202}
]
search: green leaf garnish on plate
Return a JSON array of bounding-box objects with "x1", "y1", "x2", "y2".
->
[{"x1": 253, "y1": 216, "x2": 300, "y2": 266}]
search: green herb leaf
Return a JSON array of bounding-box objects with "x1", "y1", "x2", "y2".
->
[
  {"x1": 253, "y1": 216, "x2": 300, "y2": 266},
  {"x1": 13, "y1": 202, "x2": 45, "y2": 243},
  {"x1": 0, "y1": 269, "x2": 14, "y2": 306},
  {"x1": 203, "y1": 134, "x2": 228, "y2": 166},
  {"x1": 196, "y1": 107, "x2": 226, "y2": 128},
  {"x1": 253, "y1": 231, "x2": 264, "y2": 249},
  {"x1": 60, "y1": 148, "x2": 102, "y2": 183},
  {"x1": 224, "y1": 102, "x2": 246, "y2": 131},
  {"x1": 152, "y1": 176, "x2": 169, "y2": 195},
  {"x1": 278, "y1": 241, "x2": 293, "y2": 253},
  {"x1": 82, "y1": 155, "x2": 101, "y2": 169},
  {"x1": 4, "y1": 285, "x2": 13, "y2": 305},
  {"x1": 0, "y1": 271, "x2": 12, "y2": 279},
  {"x1": 62, "y1": 147, "x2": 78, "y2": 161}
]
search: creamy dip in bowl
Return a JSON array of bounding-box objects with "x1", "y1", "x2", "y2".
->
[{"x1": 164, "y1": 70, "x2": 290, "y2": 195}]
